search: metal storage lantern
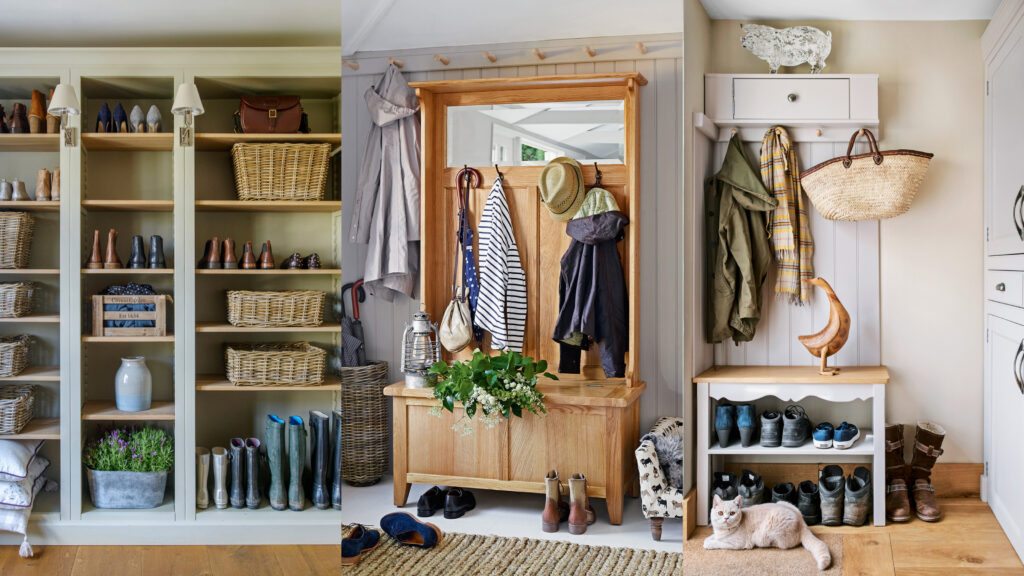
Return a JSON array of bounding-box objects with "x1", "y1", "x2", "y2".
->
[{"x1": 401, "y1": 311, "x2": 441, "y2": 388}]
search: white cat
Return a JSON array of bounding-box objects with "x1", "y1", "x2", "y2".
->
[{"x1": 704, "y1": 494, "x2": 831, "y2": 571}]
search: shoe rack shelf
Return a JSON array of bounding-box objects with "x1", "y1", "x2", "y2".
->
[
  {"x1": 80, "y1": 268, "x2": 174, "y2": 275},
  {"x1": 2, "y1": 418, "x2": 60, "y2": 440},
  {"x1": 0, "y1": 133, "x2": 60, "y2": 152},
  {"x1": 194, "y1": 132, "x2": 340, "y2": 150},
  {"x1": 81, "y1": 133, "x2": 174, "y2": 151},
  {"x1": 194, "y1": 200, "x2": 341, "y2": 212},
  {"x1": 0, "y1": 200, "x2": 60, "y2": 211},
  {"x1": 195, "y1": 376, "x2": 341, "y2": 392},
  {"x1": 81, "y1": 199, "x2": 175, "y2": 211},
  {"x1": 81, "y1": 400, "x2": 175, "y2": 421},
  {"x1": 0, "y1": 314, "x2": 60, "y2": 323},
  {"x1": 693, "y1": 366, "x2": 888, "y2": 528},
  {"x1": 0, "y1": 366, "x2": 60, "y2": 381},
  {"x1": 0, "y1": 269, "x2": 60, "y2": 275},
  {"x1": 194, "y1": 268, "x2": 341, "y2": 275},
  {"x1": 194, "y1": 322, "x2": 341, "y2": 333}
]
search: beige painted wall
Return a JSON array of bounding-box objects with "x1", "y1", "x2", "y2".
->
[{"x1": 708, "y1": 20, "x2": 987, "y2": 462}]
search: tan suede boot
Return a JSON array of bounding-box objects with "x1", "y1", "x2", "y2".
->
[
  {"x1": 567, "y1": 473, "x2": 595, "y2": 535},
  {"x1": 885, "y1": 423, "x2": 911, "y2": 522},
  {"x1": 541, "y1": 470, "x2": 569, "y2": 533},
  {"x1": 50, "y1": 167, "x2": 60, "y2": 201},
  {"x1": 910, "y1": 422, "x2": 945, "y2": 522},
  {"x1": 34, "y1": 169, "x2": 51, "y2": 201}
]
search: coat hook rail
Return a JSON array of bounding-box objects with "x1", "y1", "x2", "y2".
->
[
  {"x1": 434, "y1": 54, "x2": 450, "y2": 66},
  {"x1": 388, "y1": 57, "x2": 404, "y2": 68},
  {"x1": 483, "y1": 51, "x2": 497, "y2": 63},
  {"x1": 593, "y1": 162, "x2": 603, "y2": 185},
  {"x1": 343, "y1": 60, "x2": 360, "y2": 71}
]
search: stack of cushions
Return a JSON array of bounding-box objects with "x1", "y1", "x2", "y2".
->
[{"x1": 0, "y1": 439, "x2": 55, "y2": 558}]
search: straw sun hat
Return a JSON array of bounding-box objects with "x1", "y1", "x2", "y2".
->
[{"x1": 539, "y1": 157, "x2": 586, "y2": 221}]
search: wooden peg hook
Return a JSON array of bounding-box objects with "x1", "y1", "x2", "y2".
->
[
  {"x1": 533, "y1": 48, "x2": 546, "y2": 60},
  {"x1": 816, "y1": 128, "x2": 823, "y2": 137},
  {"x1": 434, "y1": 54, "x2": 450, "y2": 66},
  {"x1": 483, "y1": 51, "x2": 497, "y2": 63},
  {"x1": 388, "y1": 57, "x2": 404, "y2": 68},
  {"x1": 583, "y1": 46, "x2": 596, "y2": 58},
  {"x1": 343, "y1": 60, "x2": 360, "y2": 71},
  {"x1": 636, "y1": 42, "x2": 648, "y2": 55},
  {"x1": 730, "y1": 128, "x2": 738, "y2": 137}
]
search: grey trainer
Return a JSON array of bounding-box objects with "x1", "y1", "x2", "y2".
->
[
  {"x1": 760, "y1": 410, "x2": 782, "y2": 448},
  {"x1": 844, "y1": 466, "x2": 872, "y2": 526},
  {"x1": 819, "y1": 464, "x2": 845, "y2": 526},
  {"x1": 782, "y1": 405, "x2": 811, "y2": 447},
  {"x1": 738, "y1": 469, "x2": 764, "y2": 507}
]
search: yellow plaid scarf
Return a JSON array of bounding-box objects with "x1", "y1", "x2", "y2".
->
[{"x1": 760, "y1": 126, "x2": 814, "y2": 304}]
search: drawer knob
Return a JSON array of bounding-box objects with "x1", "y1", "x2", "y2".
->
[
  {"x1": 787, "y1": 93, "x2": 798, "y2": 103},
  {"x1": 997, "y1": 282, "x2": 1007, "y2": 292}
]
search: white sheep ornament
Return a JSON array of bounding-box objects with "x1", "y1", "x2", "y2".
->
[{"x1": 741, "y1": 24, "x2": 832, "y2": 74}]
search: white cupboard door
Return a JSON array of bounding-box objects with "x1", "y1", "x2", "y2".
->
[
  {"x1": 988, "y1": 34, "x2": 1024, "y2": 255},
  {"x1": 986, "y1": 315, "x2": 1024, "y2": 560}
]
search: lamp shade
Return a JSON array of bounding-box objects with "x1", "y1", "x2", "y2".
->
[
  {"x1": 47, "y1": 84, "x2": 80, "y2": 115},
  {"x1": 171, "y1": 83, "x2": 204, "y2": 116}
]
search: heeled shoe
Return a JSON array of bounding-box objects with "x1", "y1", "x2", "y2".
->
[
  {"x1": 222, "y1": 238, "x2": 238, "y2": 269},
  {"x1": 112, "y1": 103, "x2": 129, "y2": 134},
  {"x1": 11, "y1": 180, "x2": 29, "y2": 201},
  {"x1": 50, "y1": 167, "x2": 60, "y2": 201},
  {"x1": 0, "y1": 104, "x2": 10, "y2": 133},
  {"x1": 10, "y1": 103, "x2": 30, "y2": 134},
  {"x1": 104, "y1": 229, "x2": 122, "y2": 269},
  {"x1": 86, "y1": 230, "x2": 104, "y2": 269},
  {"x1": 96, "y1": 103, "x2": 112, "y2": 133},
  {"x1": 0, "y1": 180, "x2": 11, "y2": 201},
  {"x1": 46, "y1": 89, "x2": 59, "y2": 134},
  {"x1": 28, "y1": 90, "x2": 45, "y2": 134},
  {"x1": 149, "y1": 235, "x2": 166, "y2": 269},
  {"x1": 147, "y1": 105, "x2": 162, "y2": 133},
  {"x1": 34, "y1": 169, "x2": 51, "y2": 201},
  {"x1": 129, "y1": 105, "x2": 145, "y2": 133},
  {"x1": 240, "y1": 241, "x2": 257, "y2": 269},
  {"x1": 127, "y1": 235, "x2": 147, "y2": 269},
  {"x1": 258, "y1": 241, "x2": 275, "y2": 269}
]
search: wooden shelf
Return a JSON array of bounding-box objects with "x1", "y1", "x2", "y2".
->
[
  {"x1": 81, "y1": 401, "x2": 175, "y2": 421},
  {"x1": 81, "y1": 133, "x2": 173, "y2": 151},
  {"x1": 693, "y1": 365, "x2": 890, "y2": 385},
  {"x1": 0, "y1": 200, "x2": 61, "y2": 211},
  {"x1": 194, "y1": 503, "x2": 339, "y2": 525},
  {"x1": 81, "y1": 199, "x2": 174, "y2": 212},
  {"x1": 82, "y1": 335, "x2": 175, "y2": 343},
  {"x1": 196, "y1": 375, "x2": 341, "y2": 391},
  {"x1": 708, "y1": 431, "x2": 874, "y2": 456},
  {"x1": 195, "y1": 323, "x2": 340, "y2": 333},
  {"x1": 81, "y1": 494, "x2": 174, "y2": 523},
  {"x1": 194, "y1": 200, "x2": 341, "y2": 213},
  {"x1": 385, "y1": 379, "x2": 646, "y2": 408},
  {"x1": 0, "y1": 268, "x2": 60, "y2": 275},
  {"x1": 195, "y1": 268, "x2": 340, "y2": 276},
  {"x1": 81, "y1": 268, "x2": 174, "y2": 275},
  {"x1": 0, "y1": 365, "x2": 60, "y2": 381},
  {"x1": 0, "y1": 314, "x2": 59, "y2": 323},
  {"x1": 0, "y1": 418, "x2": 59, "y2": 440},
  {"x1": 0, "y1": 133, "x2": 59, "y2": 152},
  {"x1": 195, "y1": 132, "x2": 340, "y2": 150}
]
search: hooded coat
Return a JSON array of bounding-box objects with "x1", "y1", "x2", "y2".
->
[
  {"x1": 553, "y1": 210, "x2": 629, "y2": 378},
  {"x1": 706, "y1": 135, "x2": 778, "y2": 343},
  {"x1": 349, "y1": 64, "x2": 421, "y2": 300}
]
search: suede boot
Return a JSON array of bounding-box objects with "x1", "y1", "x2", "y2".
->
[
  {"x1": 266, "y1": 415, "x2": 287, "y2": 510},
  {"x1": 288, "y1": 416, "x2": 307, "y2": 511},
  {"x1": 542, "y1": 470, "x2": 569, "y2": 532},
  {"x1": 885, "y1": 423, "x2": 912, "y2": 523},
  {"x1": 911, "y1": 422, "x2": 945, "y2": 522},
  {"x1": 309, "y1": 410, "x2": 330, "y2": 510},
  {"x1": 28, "y1": 90, "x2": 45, "y2": 134},
  {"x1": 34, "y1": 169, "x2": 50, "y2": 201},
  {"x1": 50, "y1": 167, "x2": 60, "y2": 201},
  {"x1": 567, "y1": 473, "x2": 595, "y2": 535},
  {"x1": 46, "y1": 90, "x2": 59, "y2": 134},
  {"x1": 331, "y1": 410, "x2": 342, "y2": 510},
  {"x1": 245, "y1": 438, "x2": 262, "y2": 509},
  {"x1": 229, "y1": 438, "x2": 245, "y2": 509}
]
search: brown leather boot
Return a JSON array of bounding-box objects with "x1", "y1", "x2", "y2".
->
[
  {"x1": 541, "y1": 470, "x2": 569, "y2": 533},
  {"x1": 910, "y1": 422, "x2": 945, "y2": 522},
  {"x1": 240, "y1": 241, "x2": 257, "y2": 269},
  {"x1": 35, "y1": 169, "x2": 51, "y2": 201},
  {"x1": 222, "y1": 238, "x2": 238, "y2": 269},
  {"x1": 206, "y1": 237, "x2": 222, "y2": 269},
  {"x1": 46, "y1": 89, "x2": 59, "y2": 134},
  {"x1": 28, "y1": 90, "x2": 45, "y2": 134},
  {"x1": 86, "y1": 230, "x2": 104, "y2": 269},
  {"x1": 9, "y1": 103, "x2": 29, "y2": 134},
  {"x1": 104, "y1": 229, "x2": 122, "y2": 268},
  {"x1": 567, "y1": 473, "x2": 595, "y2": 535},
  {"x1": 885, "y1": 423, "x2": 911, "y2": 522},
  {"x1": 259, "y1": 241, "x2": 275, "y2": 269}
]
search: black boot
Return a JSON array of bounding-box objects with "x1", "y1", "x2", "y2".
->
[
  {"x1": 149, "y1": 235, "x2": 166, "y2": 269},
  {"x1": 246, "y1": 438, "x2": 261, "y2": 509},
  {"x1": 127, "y1": 235, "x2": 147, "y2": 268},
  {"x1": 229, "y1": 438, "x2": 245, "y2": 509},
  {"x1": 309, "y1": 411, "x2": 330, "y2": 509},
  {"x1": 331, "y1": 409, "x2": 342, "y2": 510}
]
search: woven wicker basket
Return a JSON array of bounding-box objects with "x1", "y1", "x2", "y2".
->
[
  {"x1": 0, "y1": 212, "x2": 34, "y2": 269},
  {"x1": 0, "y1": 384, "x2": 35, "y2": 435},
  {"x1": 0, "y1": 282, "x2": 35, "y2": 318},
  {"x1": 225, "y1": 342, "x2": 326, "y2": 386},
  {"x1": 226, "y1": 290, "x2": 325, "y2": 327},
  {"x1": 231, "y1": 142, "x2": 330, "y2": 201},
  {"x1": 341, "y1": 361, "x2": 389, "y2": 486},
  {"x1": 801, "y1": 129, "x2": 934, "y2": 221},
  {"x1": 0, "y1": 335, "x2": 30, "y2": 378}
]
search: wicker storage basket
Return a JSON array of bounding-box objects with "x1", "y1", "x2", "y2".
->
[
  {"x1": 231, "y1": 142, "x2": 330, "y2": 201},
  {"x1": 0, "y1": 212, "x2": 34, "y2": 269},
  {"x1": 341, "y1": 361, "x2": 389, "y2": 486},
  {"x1": 0, "y1": 335, "x2": 30, "y2": 378},
  {"x1": 0, "y1": 384, "x2": 35, "y2": 435},
  {"x1": 0, "y1": 282, "x2": 35, "y2": 318},
  {"x1": 226, "y1": 290, "x2": 325, "y2": 327},
  {"x1": 225, "y1": 342, "x2": 326, "y2": 386},
  {"x1": 801, "y1": 129, "x2": 934, "y2": 221}
]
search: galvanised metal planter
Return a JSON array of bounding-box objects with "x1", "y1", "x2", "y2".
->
[{"x1": 86, "y1": 469, "x2": 168, "y2": 509}]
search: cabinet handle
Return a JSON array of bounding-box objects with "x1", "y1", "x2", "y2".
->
[
  {"x1": 787, "y1": 93, "x2": 798, "y2": 103},
  {"x1": 996, "y1": 282, "x2": 1007, "y2": 292},
  {"x1": 1015, "y1": 185, "x2": 1024, "y2": 240},
  {"x1": 1015, "y1": 341, "x2": 1024, "y2": 395}
]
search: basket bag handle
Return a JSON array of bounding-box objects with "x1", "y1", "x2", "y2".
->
[{"x1": 842, "y1": 129, "x2": 884, "y2": 168}]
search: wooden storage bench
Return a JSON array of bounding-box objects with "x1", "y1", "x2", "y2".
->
[{"x1": 91, "y1": 295, "x2": 170, "y2": 337}]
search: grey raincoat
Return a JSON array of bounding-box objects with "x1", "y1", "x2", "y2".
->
[{"x1": 349, "y1": 64, "x2": 421, "y2": 300}]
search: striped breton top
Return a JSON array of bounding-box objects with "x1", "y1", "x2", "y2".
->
[{"x1": 474, "y1": 176, "x2": 527, "y2": 352}]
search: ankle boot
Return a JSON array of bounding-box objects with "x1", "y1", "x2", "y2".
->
[
  {"x1": 207, "y1": 237, "x2": 222, "y2": 269},
  {"x1": 245, "y1": 438, "x2": 261, "y2": 509},
  {"x1": 86, "y1": 230, "x2": 104, "y2": 269},
  {"x1": 34, "y1": 169, "x2": 51, "y2": 201},
  {"x1": 148, "y1": 235, "x2": 166, "y2": 269},
  {"x1": 212, "y1": 447, "x2": 229, "y2": 509},
  {"x1": 222, "y1": 238, "x2": 238, "y2": 269},
  {"x1": 50, "y1": 167, "x2": 60, "y2": 201},
  {"x1": 331, "y1": 409, "x2": 342, "y2": 510},
  {"x1": 288, "y1": 416, "x2": 307, "y2": 511},
  {"x1": 818, "y1": 464, "x2": 845, "y2": 526},
  {"x1": 196, "y1": 447, "x2": 210, "y2": 510},
  {"x1": 567, "y1": 473, "x2": 594, "y2": 535},
  {"x1": 127, "y1": 235, "x2": 147, "y2": 269},
  {"x1": 28, "y1": 90, "x2": 45, "y2": 134},
  {"x1": 229, "y1": 438, "x2": 245, "y2": 509},
  {"x1": 0, "y1": 105, "x2": 8, "y2": 133},
  {"x1": 738, "y1": 469, "x2": 765, "y2": 507},
  {"x1": 911, "y1": 422, "x2": 945, "y2": 522},
  {"x1": 0, "y1": 179, "x2": 11, "y2": 201},
  {"x1": 9, "y1": 103, "x2": 29, "y2": 134},
  {"x1": 885, "y1": 423, "x2": 911, "y2": 523},
  {"x1": 95, "y1": 102, "x2": 112, "y2": 133},
  {"x1": 542, "y1": 470, "x2": 569, "y2": 533},
  {"x1": 104, "y1": 229, "x2": 122, "y2": 268},
  {"x1": 112, "y1": 103, "x2": 129, "y2": 133},
  {"x1": 197, "y1": 239, "x2": 212, "y2": 269},
  {"x1": 309, "y1": 410, "x2": 330, "y2": 510},
  {"x1": 241, "y1": 241, "x2": 257, "y2": 269},
  {"x1": 46, "y1": 90, "x2": 59, "y2": 134},
  {"x1": 11, "y1": 180, "x2": 29, "y2": 201},
  {"x1": 843, "y1": 466, "x2": 872, "y2": 526},
  {"x1": 259, "y1": 241, "x2": 275, "y2": 269},
  {"x1": 266, "y1": 415, "x2": 287, "y2": 511}
]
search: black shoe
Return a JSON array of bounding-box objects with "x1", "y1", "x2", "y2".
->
[
  {"x1": 798, "y1": 480, "x2": 821, "y2": 525},
  {"x1": 712, "y1": 471, "x2": 739, "y2": 503},
  {"x1": 444, "y1": 487, "x2": 476, "y2": 519},
  {"x1": 771, "y1": 482, "x2": 798, "y2": 506},
  {"x1": 416, "y1": 486, "x2": 445, "y2": 517},
  {"x1": 738, "y1": 469, "x2": 764, "y2": 508}
]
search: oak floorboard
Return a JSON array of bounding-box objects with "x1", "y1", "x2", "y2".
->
[
  {"x1": 140, "y1": 545, "x2": 213, "y2": 576},
  {"x1": 842, "y1": 533, "x2": 895, "y2": 576},
  {"x1": 71, "y1": 546, "x2": 143, "y2": 576},
  {"x1": 0, "y1": 544, "x2": 76, "y2": 576},
  {"x1": 206, "y1": 545, "x2": 285, "y2": 576}
]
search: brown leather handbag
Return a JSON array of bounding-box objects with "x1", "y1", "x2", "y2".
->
[{"x1": 234, "y1": 96, "x2": 309, "y2": 133}]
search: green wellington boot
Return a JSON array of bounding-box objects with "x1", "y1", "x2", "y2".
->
[
  {"x1": 266, "y1": 415, "x2": 287, "y2": 511},
  {"x1": 288, "y1": 416, "x2": 307, "y2": 511}
]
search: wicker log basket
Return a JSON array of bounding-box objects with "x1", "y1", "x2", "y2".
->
[
  {"x1": 231, "y1": 142, "x2": 331, "y2": 201},
  {"x1": 0, "y1": 335, "x2": 31, "y2": 378},
  {"x1": 226, "y1": 290, "x2": 325, "y2": 328},
  {"x1": 341, "y1": 361, "x2": 389, "y2": 486},
  {"x1": 801, "y1": 129, "x2": 934, "y2": 221},
  {"x1": 225, "y1": 342, "x2": 326, "y2": 387},
  {"x1": 0, "y1": 212, "x2": 35, "y2": 269},
  {"x1": 0, "y1": 384, "x2": 35, "y2": 435},
  {"x1": 0, "y1": 282, "x2": 35, "y2": 318}
]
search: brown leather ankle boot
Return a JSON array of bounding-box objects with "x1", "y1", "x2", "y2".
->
[
  {"x1": 86, "y1": 229, "x2": 104, "y2": 269},
  {"x1": 259, "y1": 241, "x2": 275, "y2": 269},
  {"x1": 222, "y1": 238, "x2": 238, "y2": 269},
  {"x1": 240, "y1": 241, "x2": 257, "y2": 269},
  {"x1": 103, "y1": 229, "x2": 122, "y2": 268},
  {"x1": 910, "y1": 422, "x2": 945, "y2": 522},
  {"x1": 28, "y1": 90, "x2": 45, "y2": 134},
  {"x1": 542, "y1": 470, "x2": 569, "y2": 533},
  {"x1": 46, "y1": 89, "x2": 59, "y2": 134},
  {"x1": 885, "y1": 423, "x2": 911, "y2": 523},
  {"x1": 9, "y1": 103, "x2": 29, "y2": 134},
  {"x1": 35, "y1": 169, "x2": 51, "y2": 201},
  {"x1": 567, "y1": 473, "x2": 595, "y2": 535},
  {"x1": 206, "y1": 236, "x2": 222, "y2": 269}
]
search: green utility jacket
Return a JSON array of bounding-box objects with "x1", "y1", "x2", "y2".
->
[{"x1": 705, "y1": 135, "x2": 778, "y2": 344}]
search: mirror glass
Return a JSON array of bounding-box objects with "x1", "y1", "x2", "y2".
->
[{"x1": 446, "y1": 100, "x2": 624, "y2": 167}]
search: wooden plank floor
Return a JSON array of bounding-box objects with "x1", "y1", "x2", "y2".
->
[
  {"x1": 691, "y1": 498, "x2": 1024, "y2": 575},
  {"x1": 0, "y1": 545, "x2": 339, "y2": 576}
]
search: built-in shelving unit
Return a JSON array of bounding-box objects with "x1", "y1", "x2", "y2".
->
[
  {"x1": 81, "y1": 199, "x2": 175, "y2": 211},
  {"x1": 0, "y1": 366, "x2": 61, "y2": 381},
  {"x1": 81, "y1": 133, "x2": 174, "y2": 151},
  {"x1": 194, "y1": 268, "x2": 341, "y2": 276},
  {"x1": 81, "y1": 268, "x2": 174, "y2": 275},
  {"x1": 0, "y1": 314, "x2": 60, "y2": 323},
  {"x1": 81, "y1": 401, "x2": 175, "y2": 421},
  {"x1": 195, "y1": 376, "x2": 341, "y2": 392},
  {"x1": 0, "y1": 200, "x2": 60, "y2": 211},
  {"x1": 194, "y1": 132, "x2": 340, "y2": 150},
  {"x1": 0, "y1": 133, "x2": 59, "y2": 152},
  {"x1": 194, "y1": 323, "x2": 340, "y2": 333},
  {"x1": 194, "y1": 200, "x2": 341, "y2": 212},
  {"x1": 3, "y1": 418, "x2": 60, "y2": 440},
  {"x1": 0, "y1": 269, "x2": 61, "y2": 275}
]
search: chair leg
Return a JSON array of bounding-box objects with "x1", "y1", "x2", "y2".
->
[{"x1": 650, "y1": 517, "x2": 664, "y2": 541}]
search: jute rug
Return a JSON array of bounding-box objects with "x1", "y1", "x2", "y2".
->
[
  {"x1": 343, "y1": 527, "x2": 683, "y2": 575},
  {"x1": 684, "y1": 531, "x2": 843, "y2": 576}
]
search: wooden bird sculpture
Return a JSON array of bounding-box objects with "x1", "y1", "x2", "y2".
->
[{"x1": 798, "y1": 277, "x2": 850, "y2": 375}]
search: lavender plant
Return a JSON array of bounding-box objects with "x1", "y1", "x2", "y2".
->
[{"x1": 83, "y1": 426, "x2": 174, "y2": 473}]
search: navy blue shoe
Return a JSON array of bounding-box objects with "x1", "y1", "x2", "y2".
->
[
  {"x1": 736, "y1": 404, "x2": 756, "y2": 447},
  {"x1": 834, "y1": 422, "x2": 861, "y2": 450},
  {"x1": 715, "y1": 403, "x2": 736, "y2": 448},
  {"x1": 813, "y1": 422, "x2": 835, "y2": 449},
  {"x1": 342, "y1": 524, "x2": 381, "y2": 566},
  {"x1": 380, "y1": 511, "x2": 443, "y2": 549},
  {"x1": 96, "y1": 102, "x2": 112, "y2": 133},
  {"x1": 112, "y1": 103, "x2": 129, "y2": 133}
]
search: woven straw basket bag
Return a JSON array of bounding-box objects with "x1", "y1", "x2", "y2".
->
[{"x1": 801, "y1": 129, "x2": 933, "y2": 221}]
